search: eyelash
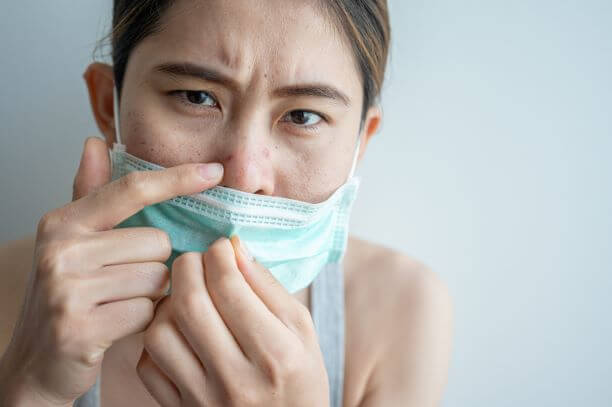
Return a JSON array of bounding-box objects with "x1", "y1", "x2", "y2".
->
[
  {"x1": 170, "y1": 90, "x2": 220, "y2": 110},
  {"x1": 168, "y1": 90, "x2": 329, "y2": 131}
]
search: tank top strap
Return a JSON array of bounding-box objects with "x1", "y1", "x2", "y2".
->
[
  {"x1": 73, "y1": 374, "x2": 100, "y2": 407},
  {"x1": 310, "y1": 261, "x2": 346, "y2": 407}
]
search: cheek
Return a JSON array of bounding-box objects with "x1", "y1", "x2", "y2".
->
[
  {"x1": 122, "y1": 107, "x2": 219, "y2": 167},
  {"x1": 280, "y1": 139, "x2": 355, "y2": 203}
]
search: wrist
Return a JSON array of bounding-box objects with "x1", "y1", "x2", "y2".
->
[
  {"x1": 0, "y1": 382, "x2": 73, "y2": 407},
  {"x1": 0, "y1": 355, "x2": 72, "y2": 407}
]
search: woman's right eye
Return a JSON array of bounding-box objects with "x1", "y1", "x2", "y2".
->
[{"x1": 173, "y1": 90, "x2": 219, "y2": 108}]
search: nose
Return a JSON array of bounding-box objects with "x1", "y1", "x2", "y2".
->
[{"x1": 216, "y1": 122, "x2": 275, "y2": 195}]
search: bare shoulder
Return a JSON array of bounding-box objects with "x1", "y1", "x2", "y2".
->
[
  {"x1": 0, "y1": 235, "x2": 36, "y2": 354},
  {"x1": 344, "y1": 236, "x2": 453, "y2": 317},
  {"x1": 343, "y1": 236, "x2": 454, "y2": 407}
]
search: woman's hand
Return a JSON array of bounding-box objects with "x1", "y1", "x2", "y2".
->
[
  {"x1": 0, "y1": 137, "x2": 224, "y2": 406},
  {"x1": 137, "y1": 236, "x2": 330, "y2": 407}
]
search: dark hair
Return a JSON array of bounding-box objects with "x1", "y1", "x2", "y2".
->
[{"x1": 109, "y1": 0, "x2": 390, "y2": 117}]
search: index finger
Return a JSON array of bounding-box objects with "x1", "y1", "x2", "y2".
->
[{"x1": 69, "y1": 161, "x2": 223, "y2": 231}]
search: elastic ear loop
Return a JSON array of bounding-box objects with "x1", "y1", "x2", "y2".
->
[
  {"x1": 112, "y1": 86, "x2": 124, "y2": 149},
  {"x1": 347, "y1": 135, "x2": 362, "y2": 180}
]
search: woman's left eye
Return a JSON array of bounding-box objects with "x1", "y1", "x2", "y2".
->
[{"x1": 282, "y1": 110, "x2": 324, "y2": 127}]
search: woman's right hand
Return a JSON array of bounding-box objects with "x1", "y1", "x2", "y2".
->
[{"x1": 0, "y1": 137, "x2": 224, "y2": 406}]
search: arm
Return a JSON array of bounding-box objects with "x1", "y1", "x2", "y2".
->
[{"x1": 359, "y1": 266, "x2": 454, "y2": 407}]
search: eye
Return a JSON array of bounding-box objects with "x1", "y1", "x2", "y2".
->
[
  {"x1": 179, "y1": 90, "x2": 218, "y2": 107},
  {"x1": 185, "y1": 90, "x2": 217, "y2": 106},
  {"x1": 282, "y1": 110, "x2": 324, "y2": 127}
]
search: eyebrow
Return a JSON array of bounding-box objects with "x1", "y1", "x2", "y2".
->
[{"x1": 153, "y1": 62, "x2": 351, "y2": 107}]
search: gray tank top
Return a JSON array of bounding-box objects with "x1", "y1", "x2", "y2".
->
[{"x1": 74, "y1": 262, "x2": 345, "y2": 407}]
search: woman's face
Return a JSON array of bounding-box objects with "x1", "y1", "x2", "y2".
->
[{"x1": 114, "y1": 0, "x2": 379, "y2": 203}]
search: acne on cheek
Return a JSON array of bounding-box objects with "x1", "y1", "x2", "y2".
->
[
  {"x1": 282, "y1": 151, "x2": 343, "y2": 203},
  {"x1": 123, "y1": 108, "x2": 196, "y2": 166}
]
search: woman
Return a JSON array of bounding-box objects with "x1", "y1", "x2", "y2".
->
[{"x1": 0, "y1": 0, "x2": 453, "y2": 406}]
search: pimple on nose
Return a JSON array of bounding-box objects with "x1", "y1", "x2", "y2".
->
[
  {"x1": 263, "y1": 148, "x2": 270, "y2": 158},
  {"x1": 225, "y1": 154, "x2": 234, "y2": 162}
]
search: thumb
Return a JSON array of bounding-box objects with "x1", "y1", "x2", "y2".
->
[{"x1": 72, "y1": 136, "x2": 111, "y2": 201}]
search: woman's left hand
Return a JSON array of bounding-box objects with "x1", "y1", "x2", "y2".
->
[{"x1": 136, "y1": 236, "x2": 330, "y2": 407}]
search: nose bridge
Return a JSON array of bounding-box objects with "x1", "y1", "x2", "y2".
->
[{"x1": 218, "y1": 111, "x2": 274, "y2": 194}]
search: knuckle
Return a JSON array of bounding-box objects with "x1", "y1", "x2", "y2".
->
[
  {"x1": 37, "y1": 248, "x2": 63, "y2": 275},
  {"x1": 37, "y1": 211, "x2": 60, "y2": 236},
  {"x1": 122, "y1": 171, "x2": 150, "y2": 201},
  {"x1": 173, "y1": 167, "x2": 189, "y2": 188},
  {"x1": 223, "y1": 382, "x2": 260, "y2": 407},
  {"x1": 132, "y1": 266, "x2": 169, "y2": 297},
  {"x1": 48, "y1": 281, "x2": 80, "y2": 320},
  {"x1": 174, "y1": 292, "x2": 205, "y2": 325},
  {"x1": 37, "y1": 238, "x2": 82, "y2": 275},
  {"x1": 153, "y1": 229, "x2": 172, "y2": 257},
  {"x1": 262, "y1": 343, "x2": 302, "y2": 384},
  {"x1": 38, "y1": 204, "x2": 82, "y2": 237},
  {"x1": 77, "y1": 346, "x2": 105, "y2": 368},
  {"x1": 172, "y1": 251, "x2": 200, "y2": 271}
]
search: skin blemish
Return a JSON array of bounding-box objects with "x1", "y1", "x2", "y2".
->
[{"x1": 117, "y1": 0, "x2": 370, "y2": 203}]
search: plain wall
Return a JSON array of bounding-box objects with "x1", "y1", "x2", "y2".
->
[{"x1": 1, "y1": 1, "x2": 611, "y2": 405}]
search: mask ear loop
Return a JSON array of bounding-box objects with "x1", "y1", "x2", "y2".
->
[
  {"x1": 112, "y1": 86, "x2": 126, "y2": 151},
  {"x1": 347, "y1": 135, "x2": 362, "y2": 180}
]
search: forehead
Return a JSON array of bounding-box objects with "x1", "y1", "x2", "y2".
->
[{"x1": 133, "y1": 0, "x2": 362, "y2": 95}]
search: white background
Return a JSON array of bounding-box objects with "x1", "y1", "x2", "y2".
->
[{"x1": 1, "y1": 1, "x2": 611, "y2": 405}]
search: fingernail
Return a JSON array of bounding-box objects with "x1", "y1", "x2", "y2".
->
[
  {"x1": 236, "y1": 236, "x2": 254, "y2": 262},
  {"x1": 197, "y1": 163, "x2": 223, "y2": 180}
]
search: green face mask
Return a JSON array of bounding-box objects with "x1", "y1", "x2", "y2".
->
[{"x1": 111, "y1": 90, "x2": 361, "y2": 293}]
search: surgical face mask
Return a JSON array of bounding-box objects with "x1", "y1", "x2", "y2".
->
[{"x1": 110, "y1": 89, "x2": 361, "y2": 293}]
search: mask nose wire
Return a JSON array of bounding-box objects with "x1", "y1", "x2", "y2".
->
[{"x1": 113, "y1": 86, "x2": 123, "y2": 146}]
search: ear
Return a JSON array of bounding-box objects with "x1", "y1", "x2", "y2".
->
[
  {"x1": 357, "y1": 105, "x2": 382, "y2": 161},
  {"x1": 83, "y1": 63, "x2": 117, "y2": 148}
]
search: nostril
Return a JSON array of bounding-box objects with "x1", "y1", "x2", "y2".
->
[{"x1": 255, "y1": 189, "x2": 265, "y2": 195}]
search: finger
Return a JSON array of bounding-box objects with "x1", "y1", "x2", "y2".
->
[
  {"x1": 83, "y1": 227, "x2": 172, "y2": 266},
  {"x1": 92, "y1": 297, "x2": 155, "y2": 343},
  {"x1": 87, "y1": 262, "x2": 170, "y2": 305},
  {"x1": 73, "y1": 137, "x2": 111, "y2": 201},
  {"x1": 169, "y1": 252, "x2": 248, "y2": 375},
  {"x1": 143, "y1": 297, "x2": 207, "y2": 404},
  {"x1": 137, "y1": 348, "x2": 182, "y2": 407},
  {"x1": 231, "y1": 235, "x2": 312, "y2": 336},
  {"x1": 67, "y1": 160, "x2": 224, "y2": 231},
  {"x1": 203, "y1": 238, "x2": 292, "y2": 359}
]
